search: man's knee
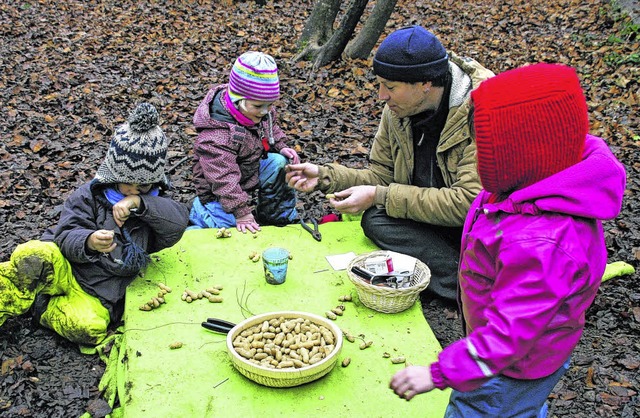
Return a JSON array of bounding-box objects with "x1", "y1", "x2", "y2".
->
[{"x1": 360, "y1": 207, "x2": 385, "y2": 241}]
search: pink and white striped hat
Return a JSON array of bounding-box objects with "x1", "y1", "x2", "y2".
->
[{"x1": 227, "y1": 51, "x2": 280, "y2": 103}]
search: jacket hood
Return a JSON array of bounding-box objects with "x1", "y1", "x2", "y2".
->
[
  {"x1": 193, "y1": 84, "x2": 279, "y2": 143},
  {"x1": 487, "y1": 135, "x2": 626, "y2": 221},
  {"x1": 193, "y1": 85, "x2": 230, "y2": 130}
]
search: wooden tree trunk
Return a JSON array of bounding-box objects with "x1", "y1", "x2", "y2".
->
[
  {"x1": 295, "y1": 0, "x2": 341, "y2": 61},
  {"x1": 311, "y1": 0, "x2": 369, "y2": 69},
  {"x1": 344, "y1": 0, "x2": 398, "y2": 59}
]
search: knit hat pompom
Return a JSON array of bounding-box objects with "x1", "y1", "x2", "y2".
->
[
  {"x1": 94, "y1": 102, "x2": 169, "y2": 187},
  {"x1": 471, "y1": 63, "x2": 588, "y2": 195},
  {"x1": 227, "y1": 51, "x2": 280, "y2": 103},
  {"x1": 373, "y1": 25, "x2": 449, "y2": 83},
  {"x1": 128, "y1": 102, "x2": 159, "y2": 133}
]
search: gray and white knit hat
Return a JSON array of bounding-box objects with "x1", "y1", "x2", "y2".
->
[{"x1": 95, "y1": 103, "x2": 169, "y2": 187}]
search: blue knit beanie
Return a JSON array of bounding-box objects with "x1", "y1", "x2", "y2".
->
[{"x1": 373, "y1": 26, "x2": 449, "y2": 82}]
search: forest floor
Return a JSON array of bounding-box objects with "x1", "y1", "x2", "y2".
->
[{"x1": 0, "y1": 0, "x2": 638, "y2": 417}]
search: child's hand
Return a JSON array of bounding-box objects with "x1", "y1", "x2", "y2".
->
[
  {"x1": 389, "y1": 365, "x2": 435, "y2": 401},
  {"x1": 112, "y1": 195, "x2": 142, "y2": 227},
  {"x1": 280, "y1": 147, "x2": 300, "y2": 164},
  {"x1": 87, "y1": 230, "x2": 116, "y2": 253},
  {"x1": 236, "y1": 213, "x2": 261, "y2": 234}
]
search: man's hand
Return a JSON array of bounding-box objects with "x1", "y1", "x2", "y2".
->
[
  {"x1": 285, "y1": 163, "x2": 319, "y2": 193},
  {"x1": 236, "y1": 213, "x2": 261, "y2": 234},
  {"x1": 87, "y1": 229, "x2": 116, "y2": 253},
  {"x1": 280, "y1": 147, "x2": 300, "y2": 164},
  {"x1": 330, "y1": 185, "x2": 376, "y2": 214},
  {"x1": 112, "y1": 195, "x2": 142, "y2": 227},
  {"x1": 389, "y1": 365, "x2": 435, "y2": 401}
]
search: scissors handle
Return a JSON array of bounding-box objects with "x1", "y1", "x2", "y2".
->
[{"x1": 202, "y1": 318, "x2": 236, "y2": 334}]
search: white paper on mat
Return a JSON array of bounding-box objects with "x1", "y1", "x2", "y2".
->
[{"x1": 325, "y1": 252, "x2": 357, "y2": 271}]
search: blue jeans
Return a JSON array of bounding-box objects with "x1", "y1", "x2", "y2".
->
[
  {"x1": 444, "y1": 358, "x2": 571, "y2": 418},
  {"x1": 189, "y1": 153, "x2": 297, "y2": 229}
]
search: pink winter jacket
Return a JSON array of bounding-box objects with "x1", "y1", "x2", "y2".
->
[
  {"x1": 431, "y1": 135, "x2": 626, "y2": 391},
  {"x1": 192, "y1": 84, "x2": 288, "y2": 218}
]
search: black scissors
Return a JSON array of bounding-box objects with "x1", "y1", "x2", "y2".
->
[
  {"x1": 300, "y1": 218, "x2": 322, "y2": 242},
  {"x1": 202, "y1": 318, "x2": 236, "y2": 334}
]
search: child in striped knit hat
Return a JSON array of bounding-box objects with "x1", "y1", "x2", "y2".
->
[{"x1": 190, "y1": 51, "x2": 299, "y2": 233}]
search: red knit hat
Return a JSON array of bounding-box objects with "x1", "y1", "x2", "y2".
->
[{"x1": 471, "y1": 63, "x2": 588, "y2": 195}]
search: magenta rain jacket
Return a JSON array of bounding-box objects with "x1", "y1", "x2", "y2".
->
[{"x1": 430, "y1": 135, "x2": 627, "y2": 391}]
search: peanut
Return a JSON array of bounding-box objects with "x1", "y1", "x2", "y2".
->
[
  {"x1": 216, "y1": 227, "x2": 232, "y2": 238},
  {"x1": 158, "y1": 283, "x2": 172, "y2": 293}
]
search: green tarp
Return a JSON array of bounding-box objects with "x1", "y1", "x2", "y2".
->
[{"x1": 107, "y1": 221, "x2": 450, "y2": 417}]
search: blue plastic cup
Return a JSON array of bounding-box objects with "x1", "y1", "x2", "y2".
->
[{"x1": 262, "y1": 247, "x2": 290, "y2": 285}]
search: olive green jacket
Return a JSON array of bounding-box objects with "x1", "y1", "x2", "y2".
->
[{"x1": 317, "y1": 54, "x2": 494, "y2": 227}]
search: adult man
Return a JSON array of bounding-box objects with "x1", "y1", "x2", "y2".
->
[{"x1": 286, "y1": 26, "x2": 494, "y2": 301}]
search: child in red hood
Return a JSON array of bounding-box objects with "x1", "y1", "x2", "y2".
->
[{"x1": 390, "y1": 63, "x2": 626, "y2": 417}]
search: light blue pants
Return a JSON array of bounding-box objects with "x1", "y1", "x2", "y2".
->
[
  {"x1": 444, "y1": 358, "x2": 571, "y2": 418},
  {"x1": 189, "y1": 153, "x2": 297, "y2": 229}
]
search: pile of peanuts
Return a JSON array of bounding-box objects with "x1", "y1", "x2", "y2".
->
[
  {"x1": 231, "y1": 316, "x2": 337, "y2": 370},
  {"x1": 181, "y1": 285, "x2": 224, "y2": 303},
  {"x1": 215, "y1": 227, "x2": 232, "y2": 238},
  {"x1": 139, "y1": 282, "x2": 172, "y2": 311}
]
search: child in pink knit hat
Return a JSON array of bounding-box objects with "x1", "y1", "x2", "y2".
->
[
  {"x1": 190, "y1": 51, "x2": 299, "y2": 233},
  {"x1": 389, "y1": 63, "x2": 626, "y2": 417}
]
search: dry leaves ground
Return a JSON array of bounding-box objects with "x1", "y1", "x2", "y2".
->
[{"x1": 0, "y1": 1, "x2": 638, "y2": 417}]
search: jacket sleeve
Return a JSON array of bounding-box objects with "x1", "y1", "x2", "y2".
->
[
  {"x1": 194, "y1": 129, "x2": 253, "y2": 218},
  {"x1": 431, "y1": 239, "x2": 588, "y2": 392},
  {"x1": 317, "y1": 103, "x2": 482, "y2": 227},
  {"x1": 137, "y1": 195, "x2": 190, "y2": 254},
  {"x1": 53, "y1": 185, "x2": 103, "y2": 264},
  {"x1": 386, "y1": 139, "x2": 481, "y2": 226},
  {"x1": 316, "y1": 111, "x2": 398, "y2": 192}
]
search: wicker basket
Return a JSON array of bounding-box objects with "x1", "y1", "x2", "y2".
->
[
  {"x1": 226, "y1": 311, "x2": 343, "y2": 388},
  {"x1": 347, "y1": 251, "x2": 431, "y2": 313}
]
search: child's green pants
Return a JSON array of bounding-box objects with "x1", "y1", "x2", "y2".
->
[{"x1": 0, "y1": 240, "x2": 110, "y2": 345}]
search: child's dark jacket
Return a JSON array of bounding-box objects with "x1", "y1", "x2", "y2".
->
[{"x1": 41, "y1": 182, "x2": 189, "y2": 313}]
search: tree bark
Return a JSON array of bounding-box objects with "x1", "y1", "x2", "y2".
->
[
  {"x1": 295, "y1": 0, "x2": 341, "y2": 61},
  {"x1": 311, "y1": 0, "x2": 369, "y2": 69},
  {"x1": 344, "y1": 0, "x2": 398, "y2": 59}
]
